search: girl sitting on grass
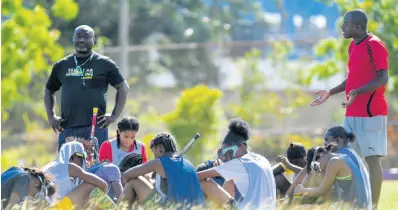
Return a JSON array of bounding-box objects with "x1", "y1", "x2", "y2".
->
[
  {"x1": 1, "y1": 166, "x2": 56, "y2": 210},
  {"x1": 294, "y1": 142, "x2": 371, "y2": 209},
  {"x1": 42, "y1": 141, "x2": 115, "y2": 210},
  {"x1": 99, "y1": 116, "x2": 148, "y2": 166}
]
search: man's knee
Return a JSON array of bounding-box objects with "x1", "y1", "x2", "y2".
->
[{"x1": 365, "y1": 155, "x2": 382, "y2": 166}]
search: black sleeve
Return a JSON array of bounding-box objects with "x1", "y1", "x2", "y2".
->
[
  {"x1": 45, "y1": 62, "x2": 62, "y2": 91},
  {"x1": 196, "y1": 161, "x2": 213, "y2": 172},
  {"x1": 105, "y1": 58, "x2": 125, "y2": 86}
]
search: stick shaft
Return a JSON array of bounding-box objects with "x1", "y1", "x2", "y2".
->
[
  {"x1": 90, "y1": 107, "x2": 98, "y2": 138},
  {"x1": 179, "y1": 133, "x2": 200, "y2": 156}
]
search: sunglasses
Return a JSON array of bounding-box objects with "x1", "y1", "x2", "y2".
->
[{"x1": 217, "y1": 144, "x2": 241, "y2": 157}]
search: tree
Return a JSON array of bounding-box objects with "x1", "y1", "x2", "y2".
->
[
  {"x1": 307, "y1": 0, "x2": 398, "y2": 102},
  {"x1": 37, "y1": 0, "x2": 268, "y2": 88},
  {"x1": 162, "y1": 85, "x2": 225, "y2": 165},
  {"x1": 1, "y1": 0, "x2": 78, "y2": 133}
]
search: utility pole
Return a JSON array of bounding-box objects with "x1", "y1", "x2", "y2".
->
[
  {"x1": 119, "y1": 0, "x2": 129, "y2": 117},
  {"x1": 119, "y1": 0, "x2": 129, "y2": 79}
]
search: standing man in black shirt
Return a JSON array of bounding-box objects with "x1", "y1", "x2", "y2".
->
[{"x1": 44, "y1": 25, "x2": 129, "y2": 150}]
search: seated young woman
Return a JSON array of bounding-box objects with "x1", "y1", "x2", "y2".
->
[
  {"x1": 118, "y1": 153, "x2": 153, "y2": 185},
  {"x1": 1, "y1": 167, "x2": 56, "y2": 210},
  {"x1": 66, "y1": 136, "x2": 123, "y2": 202},
  {"x1": 87, "y1": 161, "x2": 123, "y2": 202},
  {"x1": 196, "y1": 149, "x2": 242, "y2": 203},
  {"x1": 285, "y1": 126, "x2": 370, "y2": 201},
  {"x1": 119, "y1": 132, "x2": 205, "y2": 209},
  {"x1": 197, "y1": 118, "x2": 276, "y2": 210},
  {"x1": 294, "y1": 142, "x2": 372, "y2": 209},
  {"x1": 99, "y1": 116, "x2": 148, "y2": 165},
  {"x1": 42, "y1": 141, "x2": 115, "y2": 210},
  {"x1": 273, "y1": 142, "x2": 307, "y2": 197}
]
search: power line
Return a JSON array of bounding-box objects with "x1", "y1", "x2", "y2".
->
[{"x1": 103, "y1": 38, "x2": 323, "y2": 53}]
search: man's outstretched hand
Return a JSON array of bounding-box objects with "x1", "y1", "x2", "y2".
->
[
  {"x1": 341, "y1": 89, "x2": 358, "y2": 108},
  {"x1": 310, "y1": 89, "x2": 330, "y2": 106}
]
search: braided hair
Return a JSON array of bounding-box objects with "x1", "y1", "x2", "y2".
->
[
  {"x1": 150, "y1": 132, "x2": 178, "y2": 153},
  {"x1": 118, "y1": 153, "x2": 143, "y2": 173},
  {"x1": 116, "y1": 116, "x2": 140, "y2": 148}
]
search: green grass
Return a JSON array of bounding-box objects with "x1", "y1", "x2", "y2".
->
[
  {"x1": 14, "y1": 181, "x2": 398, "y2": 210},
  {"x1": 377, "y1": 180, "x2": 398, "y2": 210},
  {"x1": 2, "y1": 137, "x2": 398, "y2": 209},
  {"x1": 277, "y1": 180, "x2": 398, "y2": 210}
]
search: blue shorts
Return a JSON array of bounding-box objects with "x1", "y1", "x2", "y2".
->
[{"x1": 58, "y1": 125, "x2": 108, "y2": 151}]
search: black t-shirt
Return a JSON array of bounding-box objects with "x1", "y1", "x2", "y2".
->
[{"x1": 46, "y1": 52, "x2": 125, "y2": 128}]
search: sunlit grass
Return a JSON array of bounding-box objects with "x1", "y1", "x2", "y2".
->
[
  {"x1": 2, "y1": 132, "x2": 398, "y2": 209},
  {"x1": 10, "y1": 181, "x2": 398, "y2": 210}
]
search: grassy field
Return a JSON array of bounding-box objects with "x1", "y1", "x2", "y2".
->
[
  {"x1": 2, "y1": 136, "x2": 398, "y2": 209},
  {"x1": 277, "y1": 180, "x2": 398, "y2": 210},
  {"x1": 15, "y1": 180, "x2": 398, "y2": 210},
  {"x1": 376, "y1": 180, "x2": 398, "y2": 210}
]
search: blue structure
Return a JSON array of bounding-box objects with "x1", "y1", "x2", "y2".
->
[{"x1": 204, "y1": 0, "x2": 341, "y2": 59}]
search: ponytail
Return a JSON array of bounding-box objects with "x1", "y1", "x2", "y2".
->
[
  {"x1": 327, "y1": 126, "x2": 355, "y2": 145},
  {"x1": 347, "y1": 132, "x2": 356, "y2": 143}
]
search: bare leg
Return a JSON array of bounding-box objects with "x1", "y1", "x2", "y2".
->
[
  {"x1": 200, "y1": 179, "x2": 233, "y2": 207},
  {"x1": 222, "y1": 180, "x2": 236, "y2": 198},
  {"x1": 118, "y1": 176, "x2": 154, "y2": 208},
  {"x1": 66, "y1": 182, "x2": 97, "y2": 208},
  {"x1": 118, "y1": 181, "x2": 136, "y2": 208},
  {"x1": 110, "y1": 181, "x2": 123, "y2": 201},
  {"x1": 365, "y1": 155, "x2": 383, "y2": 209},
  {"x1": 274, "y1": 174, "x2": 291, "y2": 197},
  {"x1": 298, "y1": 174, "x2": 325, "y2": 205}
]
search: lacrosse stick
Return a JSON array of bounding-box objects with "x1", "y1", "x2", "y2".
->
[
  {"x1": 88, "y1": 107, "x2": 99, "y2": 166},
  {"x1": 178, "y1": 133, "x2": 200, "y2": 156}
]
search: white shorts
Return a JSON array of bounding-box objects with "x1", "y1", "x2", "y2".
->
[{"x1": 343, "y1": 115, "x2": 388, "y2": 158}]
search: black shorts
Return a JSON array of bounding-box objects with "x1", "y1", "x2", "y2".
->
[{"x1": 58, "y1": 125, "x2": 108, "y2": 150}]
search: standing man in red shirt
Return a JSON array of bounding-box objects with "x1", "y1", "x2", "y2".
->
[{"x1": 310, "y1": 9, "x2": 389, "y2": 208}]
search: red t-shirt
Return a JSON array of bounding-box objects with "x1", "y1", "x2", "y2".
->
[
  {"x1": 99, "y1": 140, "x2": 148, "y2": 163},
  {"x1": 345, "y1": 34, "x2": 389, "y2": 117}
]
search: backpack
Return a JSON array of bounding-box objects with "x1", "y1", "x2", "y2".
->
[{"x1": 1, "y1": 167, "x2": 26, "y2": 186}]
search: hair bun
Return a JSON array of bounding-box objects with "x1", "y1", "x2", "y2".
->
[{"x1": 228, "y1": 118, "x2": 249, "y2": 140}]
